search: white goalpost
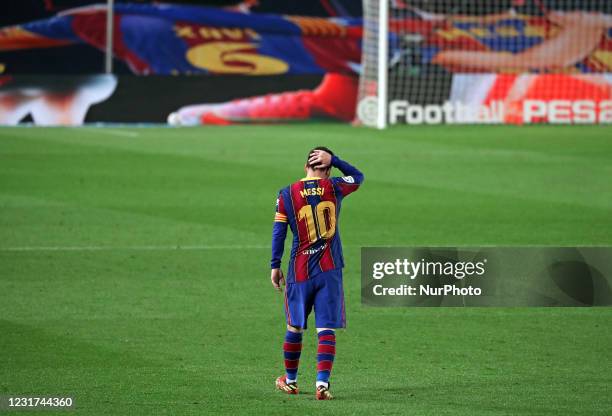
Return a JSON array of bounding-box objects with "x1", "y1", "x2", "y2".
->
[
  {"x1": 105, "y1": 0, "x2": 114, "y2": 74},
  {"x1": 356, "y1": 0, "x2": 388, "y2": 129},
  {"x1": 375, "y1": 0, "x2": 389, "y2": 129}
]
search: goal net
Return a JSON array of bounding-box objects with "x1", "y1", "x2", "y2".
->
[{"x1": 356, "y1": 0, "x2": 612, "y2": 128}]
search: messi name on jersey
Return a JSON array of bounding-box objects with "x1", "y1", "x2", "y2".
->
[{"x1": 300, "y1": 187, "x2": 325, "y2": 198}]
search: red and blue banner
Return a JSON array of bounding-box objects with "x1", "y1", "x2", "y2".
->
[
  {"x1": 0, "y1": 3, "x2": 362, "y2": 75},
  {"x1": 1, "y1": 3, "x2": 612, "y2": 75}
]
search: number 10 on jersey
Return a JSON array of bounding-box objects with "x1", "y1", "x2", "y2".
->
[{"x1": 297, "y1": 201, "x2": 336, "y2": 243}]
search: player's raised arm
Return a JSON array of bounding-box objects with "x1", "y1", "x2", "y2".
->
[
  {"x1": 331, "y1": 156, "x2": 364, "y2": 197},
  {"x1": 331, "y1": 155, "x2": 364, "y2": 185},
  {"x1": 308, "y1": 149, "x2": 364, "y2": 197},
  {"x1": 270, "y1": 192, "x2": 288, "y2": 291}
]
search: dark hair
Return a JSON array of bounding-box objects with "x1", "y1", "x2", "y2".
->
[{"x1": 307, "y1": 146, "x2": 334, "y2": 169}]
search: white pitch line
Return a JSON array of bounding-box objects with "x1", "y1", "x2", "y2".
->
[
  {"x1": 0, "y1": 245, "x2": 270, "y2": 252},
  {"x1": 84, "y1": 128, "x2": 140, "y2": 138}
]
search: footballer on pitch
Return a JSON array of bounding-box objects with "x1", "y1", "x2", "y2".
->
[{"x1": 270, "y1": 147, "x2": 364, "y2": 400}]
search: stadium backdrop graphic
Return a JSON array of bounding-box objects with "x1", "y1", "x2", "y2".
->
[{"x1": 0, "y1": 1, "x2": 611, "y2": 124}]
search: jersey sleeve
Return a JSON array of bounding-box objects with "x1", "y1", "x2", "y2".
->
[
  {"x1": 270, "y1": 191, "x2": 288, "y2": 269},
  {"x1": 274, "y1": 192, "x2": 288, "y2": 223},
  {"x1": 331, "y1": 155, "x2": 364, "y2": 197}
]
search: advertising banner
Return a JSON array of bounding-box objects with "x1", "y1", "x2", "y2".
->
[
  {"x1": 0, "y1": 74, "x2": 324, "y2": 125},
  {"x1": 389, "y1": 73, "x2": 612, "y2": 125}
]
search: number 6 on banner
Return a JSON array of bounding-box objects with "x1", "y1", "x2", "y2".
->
[{"x1": 298, "y1": 201, "x2": 336, "y2": 243}]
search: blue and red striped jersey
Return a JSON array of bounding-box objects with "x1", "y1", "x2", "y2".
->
[{"x1": 271, "y1": 155, "x2": 363, "y2": 283}]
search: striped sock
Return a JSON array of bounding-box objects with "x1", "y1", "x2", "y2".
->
[
  {"x1": 283, "y1": 331, "x2": 302, "y2": 382},
  {"x1": 316, "y1": 329, "x2": 336, "y2": 386}
]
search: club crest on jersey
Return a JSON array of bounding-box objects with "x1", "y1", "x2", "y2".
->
[
  {"x1": 342, "y1": 176, "x2": 355, "y2": 183},
  {"x1": 300, "y1": 187, "x2": 324, "y2": 198}
]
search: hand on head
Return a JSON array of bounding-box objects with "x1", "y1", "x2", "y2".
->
[{"x1": 308, "y1": 149, "x2": 332, "y2": 169}]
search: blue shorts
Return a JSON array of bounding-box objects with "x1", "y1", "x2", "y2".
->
[{"x1": 284, "y1": 269, "x2": 346, "y2": 329}]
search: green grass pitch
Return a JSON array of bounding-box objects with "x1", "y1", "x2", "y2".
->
[{"x1": 1, "y1": 124, "x2": 611, "y2": 415}]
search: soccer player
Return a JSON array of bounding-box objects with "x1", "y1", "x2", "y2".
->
[{"x1": 270, "y1": 147, "x2": 364, "y2": 400}]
